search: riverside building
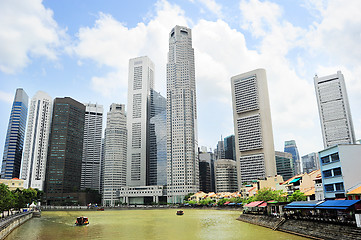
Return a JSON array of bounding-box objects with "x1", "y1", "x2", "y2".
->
[
  {"x1": 167, "y1": 26, "x2": 199, "y2": 203},
  {"x1": 21, "y1": 91, "x2": 52, "y2": 190},
  {"x1": 45, "y1": 97, "x2": 85, "y2": 205},
  {"x1": 231, "y1": 69, "x2": 276, "y2": 187},
  {"x1": 1, "y1": 88, "x2": 28, "y2": 179},
  {"x1": 81, "y1": 103, "x2": 103, "y2": 191},
  {"x1": 314, "y1": 71, "x2": 356, "y2": 148},
  {"x1": 103, "y1": 104, "x2": 127, "y2": 206}
]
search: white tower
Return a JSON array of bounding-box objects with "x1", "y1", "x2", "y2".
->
[
  {"x1": 314, "y1": 71, "x2": 355, "y2": 148},
  {"x1": 21, "y1": 91, "x2": 52, "y2": 190},
  {"x1": 103, "y1": 103, "x2": 127, "y2": 207},
  {"x1": 81, "y1": 103, "x2": 103, "y2": 191},
  {"x1": 231, "y1": 69, "x2": 276, "y2": 187},
  {"x1": 126, "y1": 56, "x2": 154, "y2": 187},
  {"x1": 166, "y1": 26, "x2": 199, "y2": 203}
]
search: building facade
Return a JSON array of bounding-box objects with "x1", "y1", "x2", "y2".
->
[
  {"x1": 45, "y1": 97, "x2": 85, "y2": 205},
  {"x1": 314, "y1": 71, "x2": 356, "y2": 148},
  {"x1": 215, "y1": 139, "x2": 225, "y2": 160},
  {"x1": 231, "y1": 69, "x2": 276, "y2": 187},
  {"x1": 21, "y1": 91, "x2": 52, "y2": 190},
  {"x1": 166, "y1": 26, "x2": 199, "y2": 203},
  {"x1": 318, "y1": 144, "x2": 361, "y2": 199},
  {"x1": 81, "y1": 103, "x2": 103, "y2": 191},
  {"x1": 301, "y1": 152, "x2": 319, "y2": 174},
  {"x1": 284, "y1": 140, "x2": 301, "y2": 175},
  {"x1": 275, "y1": 151, "x2": 294, "y2": 181},
  {"x1": 103, "y1": 104, "x2": 127, "y2": 206},
  {"x1": 1, "y1": 88, "x2": 28, "y2": 179},
  {"x1": 215, "y1": 159, "x2": 238, "y2": 193},
  {"x1": 224, "y1": 135, "x2": 236, "y2": 161},
  {"x1": 199, "y1": 147, "x2": 215, "y2": 193}
]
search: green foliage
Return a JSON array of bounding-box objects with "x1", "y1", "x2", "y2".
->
[
  {"x1": 187, "y1": 200, "x2": 197, "y2": 205},
  {"x1": 199, "y1": 199, "x2": 214, "y2": 206},
  {"x1": 287, "y1": 190, "x2": 307, "y2": 202},
  {"x1": 0, "y1": 184, "x2": 13, "y2": 216},
  {"x1": 184, "y1": 193, "x2": 194, "y2": 201},
  {"x1": 217, "y1": 198, "x2": 227, "y2": 206},
  {"x1": 230, "y1": 197, "x2": 243, "y2": 203},
  {"x1": 254, "y1": 188, "x2": 286, "y2": 202}
]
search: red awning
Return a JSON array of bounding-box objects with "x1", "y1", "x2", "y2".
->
[
  {"x1": 224, "y1": 201, "x2": 230, "y2": 205},
  {"x1": 244, "y1": 201, "x2": 264, "y2": 207},
  {"x1": 258, "y1": 202, "x2": 267, "y2": 207}
]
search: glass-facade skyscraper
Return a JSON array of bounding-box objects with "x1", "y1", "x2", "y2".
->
[
  {"x1": 224, "y1": 135, "x2": 236, "y2": 161},
  {"x1": 1, "y1": 88, "x2": 28, "y2": 179},
  {"x1": 284, "y1": 140, "x2": 301, "y2": 175}
]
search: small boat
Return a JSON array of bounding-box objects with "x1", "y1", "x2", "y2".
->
[
  {"x1": 97, "y1": 207, "x2": 104, "y2": 211},
  {"x1": 75, "y1": 216, "x2": 89, "y2": 226},
  {"x1": 176, "y1": 210, "x2": 184, "y2": 215}
]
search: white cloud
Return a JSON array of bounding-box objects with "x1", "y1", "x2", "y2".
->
[
  {"x1": 197, "y1": 0, "x2": 223, "y2": 18},
  {"x1": 0, "y1": 91, "x2": 13, "y2": 104},
  {"x1": 0, "y1": 0, "x2": 65, "y2": 74}
]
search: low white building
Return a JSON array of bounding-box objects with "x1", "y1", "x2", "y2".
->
[{"x1": 118, "y1": 185, "x2": 167, "y2": 204}]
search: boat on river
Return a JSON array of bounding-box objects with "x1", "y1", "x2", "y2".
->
[
  {"x1": 176, "y1": 210, "x2": 184, "y2": 215},
  {"x1": 75, "y1": 216, "x2": 89, "y2": 226}
]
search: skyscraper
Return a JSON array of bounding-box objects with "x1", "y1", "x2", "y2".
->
[
  {"x1": 231, "y1": 69, "x2": 276, "y2": 186},
  {"x1": 21, "y1": 91, "x2": 52, "y2": 190},
  {"x1": 45, "y1": 97, "x2": 85, "y2": 205},
  {"x1": 199, "y1": 147, "x2": 215, "y2": 193},
  {"x1": 314, "y1": 71, "x2": 356, "y2": 148},
  {"x1": 167, "y1": 26, "x2": 198, "y2": 203},
  {"x1": 81, "y1": 103, "x2": 103, "y2": 191},
  {"x1": 1, "y1": 88, "x2": 28, "y2": 179},
  {"x1": 301, "y1": 152, "x2": 319, "y2": 174},
  {"x1": 215, "y1": 159, "x2": 238, "y2": 193},
  {"x1": 284, "y1": 140, "x2": 301, "y2": 175},
  {"x1": 224, "y1": 135, "x2": 236, "y2": 161},
  {"x1": 126, "y1": 56, "x2": 155, "y2": 187},
  {"x1": 275, "y1": 151, "x2": 294, "y2": 181},
  {"x1": 103, "y1": 103, "x2": 127, "y2": 207},
  {"x1": 215, "y1": 139, "x2": 225, "y2": 160}
]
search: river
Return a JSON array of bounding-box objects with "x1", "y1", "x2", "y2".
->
[{"x1": 6, "y1": 209, "x2": 309, "y2": 240}]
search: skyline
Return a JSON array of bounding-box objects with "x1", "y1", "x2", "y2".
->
[{"x1": 1, "y1": 0, "x2": 361, "y2": 163}]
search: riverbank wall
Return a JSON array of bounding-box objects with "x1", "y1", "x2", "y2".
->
[
  {"x1": 237, "y1": 214, "x2": 361, "y2": 240},
  {"x1": 0, "y1": 212, "x2": 33, "y2": 240}
]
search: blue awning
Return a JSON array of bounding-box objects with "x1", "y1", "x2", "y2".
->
[
  {"x1": 284, "y1": 200, "x2": 324, "y2": 209},
  {"x1": 228, "y1": 203, "x2": 236, "y2": 206},
  {"x1": 316, "y1": 200, "x2": 361, "y2": 210},
  {"x1": 288, "y1": 177, "x2": 301, "y2": 184}
]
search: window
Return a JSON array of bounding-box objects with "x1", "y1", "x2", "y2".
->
[
  {"x1": 324, "y1": 184, "x2": 334, "y2": 192},
  {"x1": 321, "y1": 156, "x2": 330, "y2": 164},
  {"x1": 333, "y1": 167, "x2": 342, "y2": 176},
  {"x1": 331, "y1": 153, "x2": 339, "y2": 162},
  {"x1": 335, "y1": 182, "x2": 344, "y2": 191},
  {"x1": 323, "y1": 170, "x2": 332, "y2": 178}
]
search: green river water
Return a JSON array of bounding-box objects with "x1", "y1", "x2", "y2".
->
[{"x1": 6, "y1": 209, "x2": 309, "y2": 240}]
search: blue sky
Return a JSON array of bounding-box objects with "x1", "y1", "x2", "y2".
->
[{"x1": 1, "y1": 0, "x2": 361, "y2": 162}]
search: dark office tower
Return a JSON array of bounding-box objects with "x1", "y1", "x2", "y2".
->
[
  {"x1": 224, "y1": 135, "x2": 236, "y2": 161},
  {"x1": 284, "y1": 140, "x2": 301, "y2": 175},
  {"x1": 1, "y1": 88, "x2": 28, "y2": 179},
  {"x1": 199, "y1": 147, "x2": 214, "y2": 193},
  {"x1": 45, "y1": 97, "x2": 85, "y2": 205},
  {"x1": 275, "y1": 151, "x2": 294, "y2": 181},
  {"x1": 149, "y1": 90, "x2": 167, "y2": 186}
]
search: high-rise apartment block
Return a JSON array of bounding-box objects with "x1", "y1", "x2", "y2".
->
[
  {"x1": 284, "y1": 140, "x2": 301, "y2": 175},
  {"x1": 167, "y1": 26, "x2": 199, "y2": 203},
  {"x1": 314, "y1": 71, "x2": 356, "y2": 148},
  {"x1": 1, "y1": 88, "x2": 28, "y2": 179},
  {"x1": 215, "y1": 159, "x2": 238, "y2": 193},
  {"x1": 275, "y1": 151, "x2": 294, "y2": 181},
  {"x1": 103, "y1": 103, "x2": 127, "y2": 206},
  {"x1": 21, "y1": 91, "x2": 52, "y2": 190},
  {"x1": 45, "y1": 97, "x2": 85, "y2": 205},
  {"x1": 81, "y1": 103, "x2": 103, "y2": 191},
  {"x1": 231, "y1": 69, "x2": 276, "y2": 186}
]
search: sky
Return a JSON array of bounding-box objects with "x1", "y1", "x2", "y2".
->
[{"x1": 1, "y1": 0, "x2": 361, "y2": 161}]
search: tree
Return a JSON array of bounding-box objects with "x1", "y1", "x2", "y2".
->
[
  {"x1": 288, "y1": 190, "x2": 307, "y2": 202},
  {"x1": 184, "y1": 193, "x2": 194, "y2": 201},
  {"x1": 0, "y1": 184, "x2": 13, "y2": 218},
  {"x1": 254, "y1": 188, "x2": 286, "y2": 202},
  {"x1": 217, "y1": 198, "x2": 227, "y2": 206},
  {"x1": 12, "y1": 188, "x2": 26, "y2": 210}
]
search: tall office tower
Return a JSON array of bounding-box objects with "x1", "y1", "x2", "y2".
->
[
  {"x1": 215, "y1": 159, "x2": 238, "y2": 193},
  {"x1": 199, "y1": 147, "x2": 215, "y2": 193},
  {"x1": 314, "y1": 71, "x2": 355, "y2": 148},
  {"x1": 216, "y1": 139, "x2": 225, "y2": 160},
  {"x1": 126, "y1": 56, "x2": 155, "y2": 187},
  {"x1": 81, "y1": 103, "x2": 103, "y2": 191},
  {"x1": 167, "y1": 26, "x2": 199, "y2": 203},
  {"x1": 149, "y1": 90, "x2": 167, "y2": 186},
  {"x1": 231, "y1": 69, "x2": 276, "y2": 187},
  {"x1": 284, "y1": 140, "x2": 301, "y2": 175},
  {"x1": 103, "y1": 103, "x2": 127, "y2": 207},
  {"x1": 100, "y1": 138, "x2": 105, "y2": 195},
  {"x1": 301, "y1": 152, "x2": 319, "y2": 174},
  {"x1": 275, "y1": 151, "x2": 294, "y2": 181},
  {"x1": 224, "y1": 135, "x2": 236, "y2": 161},
  {"x1": 1, "y1": 88, "x2": 28, "y2": 179},
  {"x1": 21, "y1": 91, "x2": 52, "y2": 190},
  {"x1": 45, "y1": 97, "x2": 85, "y2": 205}
]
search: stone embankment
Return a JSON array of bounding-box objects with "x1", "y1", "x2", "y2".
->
[
  {"x1": 0, "y1": 212, "x2": 33, "y2": 240},
  {"x1": 237, "y1": 214, "x2": 361, "y2": 240}
]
